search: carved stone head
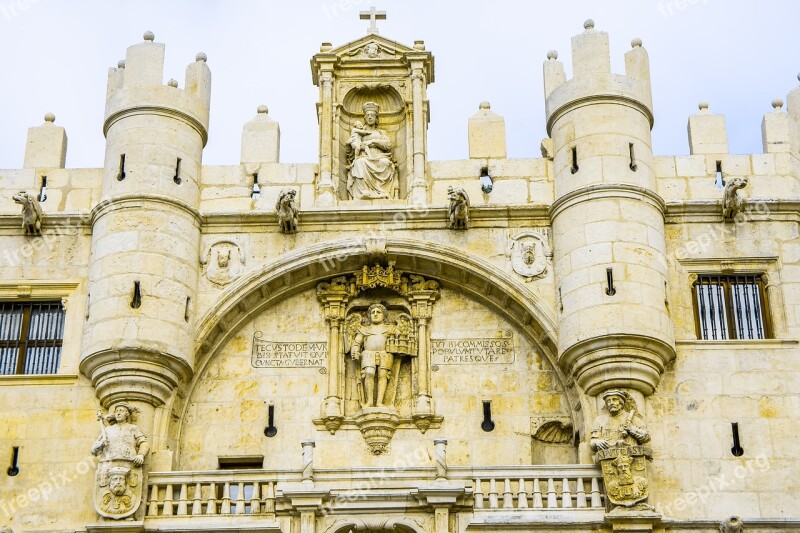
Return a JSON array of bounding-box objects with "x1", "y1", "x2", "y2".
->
[
  {"x1": 366, "y1": 302, "x2": 388, "y2": 325},
  {"x1": 217, "y1": 250, "x2": 231, "y2": 268},
  {"x1": 720, "y1": 516, "x2": 744, "y2": 533},
  {"x1": 108, "y1": 467, "x2": 130, "y2": 496},
  {"x1": 110, "y1": 403, "x2": 135, "y2": 424},
  {"x1": 601, "y1": 389, "x2": 629, "y2": 415}
]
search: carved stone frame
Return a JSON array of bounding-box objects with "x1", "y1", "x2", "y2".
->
[{"x1": 314, "y1": 264, "x2": 442, "y2": 448}]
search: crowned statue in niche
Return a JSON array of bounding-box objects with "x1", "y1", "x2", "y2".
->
[{"x1": 346, "y1": 102, "x2": 397, "y2": 199}]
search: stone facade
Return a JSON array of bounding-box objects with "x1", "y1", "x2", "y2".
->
[{"x1": 0, "y1": 17, "x2": 799, "y2": 533}]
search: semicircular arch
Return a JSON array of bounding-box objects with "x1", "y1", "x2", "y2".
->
[{"x1": 180, "y1": 238, "x2": 584, "y2": 450}]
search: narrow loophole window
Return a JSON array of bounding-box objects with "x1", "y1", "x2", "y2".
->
[
  {"x1": 251, "y1": 174, "x2": 261, "y2": 199},
  {"x1": 173, "y1": 158, "x2": 182, "y2": 185},
  {"x1": 629, "y1": 143, "x2": 638, "y2": 171},
  {"x1": 117, "y1": 154, "x2": 126, "y2": 181},
  {"x1": 570, "y1": 146, "x2": 579, "y2": 174},
  {"x1": 714, "y1": 160, "x2": 724, "y2": 189},
  {"x1": 7, "y1": 446, "x2": 20, "y2": 476},
  {"x1": 605, "y1": 268, "x2": 617, "y2": 296},
  {"x1": 481, "y1": 400, "x2": 495, "y2": 432},
  {"x1": 730, "y1": 422, "x2": 744, "y2": 457},
  {"x1": 264, "y1": 404, "x2": 277, "y2": 437},
  {"x1": 131, "y1": 281, "x2": 142, "y2": 309}
]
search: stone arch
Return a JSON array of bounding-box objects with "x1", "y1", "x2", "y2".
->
[{"x1": 177, "y1": 237, "x2": 587, "y2": 456}]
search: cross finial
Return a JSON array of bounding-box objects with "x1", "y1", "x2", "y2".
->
[{"x1": 359, "y1": 6, "x2": 386, "y2": 34}]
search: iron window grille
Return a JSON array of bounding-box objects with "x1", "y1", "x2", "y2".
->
[
  {"x1": 0, "y1": 301, "x2": 65, "y2": 374},
  {"x1": 692, "y1": 274, "x2": 771, "y2": 340}
]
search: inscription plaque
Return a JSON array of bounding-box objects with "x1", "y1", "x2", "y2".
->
[
  {"x1": 251, "y1": 332, "x2": 327, "y2": 372},
  {"x1": 431, "y1": 331, "x2": 515, "y2": 368}
]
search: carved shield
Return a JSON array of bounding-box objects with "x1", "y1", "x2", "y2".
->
[
  {"x1": 508, "y1": 230, "x2": 551, "y2": 281},
  {"x1": 596, "y1": 446, "x2": 651, "y2": 508},
  {"x1": 94, "y1": 460, "x2": 143, "y2": 519}
]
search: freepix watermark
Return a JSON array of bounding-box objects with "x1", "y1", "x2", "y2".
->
[
  {"x1": 321, "y1": 0, "x2": 370, "y2": 21},
  {"x1": 660, "y1": 453, "x2": 770, "y2": 516},
  {"x1": 657, "y1": 0, "x2": 711, "y2": 18},
  {"x1": 0, "y1": 0, "x2": 48, "y2": 21},
  {"x1": 0, "y1": 454, "x2": 97, "y2": 519}
]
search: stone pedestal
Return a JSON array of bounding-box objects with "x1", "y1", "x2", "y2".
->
[{"x1": 606, "y1": 510, "x2": 661, "y2": 533}]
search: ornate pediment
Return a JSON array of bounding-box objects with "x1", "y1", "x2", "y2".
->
[{"x1": 332, "y1": 34, "x2": 415, "y2": 59}]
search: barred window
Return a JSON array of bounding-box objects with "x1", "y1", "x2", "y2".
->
[
  {"x1": 692, "y1": 275, "x2": 771, "y2": 340},
  {"x1": 0, "y1": 301, "x2": 65, "y2": 374}
]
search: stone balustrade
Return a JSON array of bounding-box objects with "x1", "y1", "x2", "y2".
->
[
  {"x1": 146, "y1": 470, "x2": 301, "y2": 517},
  {"x1": 145, "y1": 464, "x2": 604, "y2": 519},
  {"x1": 461, "y1": 468, "x2": 604, "y2": 510}
]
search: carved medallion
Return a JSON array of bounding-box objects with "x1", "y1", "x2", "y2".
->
[
  {"x1": 201, "y1": 240, "x2": 245, "y2": 287},
  {"x1": 508, "y1": 230, "x2": 552, "y2": 281}
]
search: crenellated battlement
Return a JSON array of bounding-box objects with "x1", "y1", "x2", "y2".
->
[
  {"x1": 543, "y1": 20, "x2": 653, "y2": 135},
  {"x1": 104, "y1": 31, "x2": 211, "y2": 146}
]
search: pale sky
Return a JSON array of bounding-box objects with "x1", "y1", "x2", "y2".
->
[{"x1": 0, "y1": 0, "x2": 798, "y2": 170}]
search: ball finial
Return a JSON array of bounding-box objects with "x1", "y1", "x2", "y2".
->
[
  {"x1": 631, "y1": 38, "x2": 643, "y2": 48},
  {"x1": 117, "y1": 60, "x2": 126, "y2": 69},
  {"x1": 143, "y1": 31, "x2": 155, "y2": 42},
  {"x1": 584, "y1": 19, "x2": 595, "y2": 30},
  {"x1": 772, "y1": 98, "x2": 784, "y2": 110},
  {"x1": 168, "y1": 79, "x2": 178, "y2": 88},
  {"x1": 698, "y1": 102, "x2": 709, "y2": 111},
  {"x1": 547, "y1": 50, "x2": 558, "y2": 60},
  {"x1": 257, "y1": 105, "x2": 269, "y2": 114},
  {"x1": 479, "y1": 101, "x2": 491, "y2": 110},
  {"x1": 195, "y1": 52, "x2": 207, "y2": 62},
  {"x1": 44, "y1": 112, "x2": 56, "y2": 123}
]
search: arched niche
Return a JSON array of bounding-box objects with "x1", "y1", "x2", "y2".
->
[
  {"x1": 173, "y1": 239, "x2": 589, "y2": 468},
  {"x1": 337, "y1": 85, "x2": 409, "y2": 200}
]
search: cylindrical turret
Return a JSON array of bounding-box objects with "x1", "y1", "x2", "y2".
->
[
  {"x1": 545, "y1": 21, "x2": 674, "y2": 396},
  {"x1": 80, "y1": 32, "x2": 211, "y2": 409}
]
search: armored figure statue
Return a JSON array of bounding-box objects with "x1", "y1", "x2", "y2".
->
[
  {"x1": 590, "y1": 389, "x2": 654, "y2": 511},
  {"x1": 347, "y1": 303, "x2": 415, "y2": 408},
  {"x1": 91, "y1": 403, "x2": 149, "y2": 519}
]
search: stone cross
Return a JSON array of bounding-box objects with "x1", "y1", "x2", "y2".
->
[{"x1": 360, "y1": 6, "x2": 386, "y2": 34}]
